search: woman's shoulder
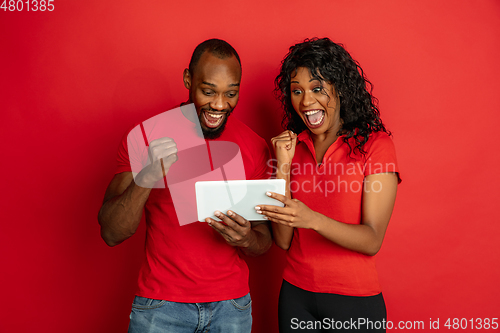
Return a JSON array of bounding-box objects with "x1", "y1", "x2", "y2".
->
[
  {"x1": 369, "y1": 130, "x2": 392, "y2": 141},
  {"x1": 339, "y1": 130, "x2": 394, "y2": 157},
  {"x1": 365, "y1": 131, "x2": 394, "y2": 151}
]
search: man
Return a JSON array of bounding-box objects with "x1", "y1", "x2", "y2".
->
[{"x1": 98, "y1": 39, "x2": 272, "y2": 332}]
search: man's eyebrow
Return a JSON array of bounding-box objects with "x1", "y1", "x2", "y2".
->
[
  {"x1": 202, "y1": 81, "x2": 240, "y2": 88},
  {"x1": 202, "y1": 81, "x2": 216, "y2": 87}
]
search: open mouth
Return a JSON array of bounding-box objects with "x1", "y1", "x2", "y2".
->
[
  {"x1": 202, "y1": 111, "x2": 225, "y2": 128},
  {"x1": 303, "y1": 110, "x2": 325, "y2": 128}
]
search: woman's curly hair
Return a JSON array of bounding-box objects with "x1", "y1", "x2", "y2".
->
[{"x1": 275, "y1": 37, "x2": 390, "y2": 156}]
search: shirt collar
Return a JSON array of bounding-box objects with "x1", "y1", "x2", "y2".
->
[{"x1": 297, "y1": 130, "x2": 311, "y2": 143}]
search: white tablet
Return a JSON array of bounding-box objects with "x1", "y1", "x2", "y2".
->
[{"x1": 195, "y1": 179, "x2": 286, "y2": 222}]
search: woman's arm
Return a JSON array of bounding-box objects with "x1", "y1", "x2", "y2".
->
[
  {"x1": 270, "y1": 162, "x2": 294, "y2": 250},
  {"x1": 268, "y1": 131, "x2": 297, "y2": 250},
  {"x1": 258, "y1": 172, "x2": 398, "y2": 256}
]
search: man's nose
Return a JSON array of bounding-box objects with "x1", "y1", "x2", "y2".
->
[{"x1": 210, "y1": 94, "x2": 226, "y2": 111}]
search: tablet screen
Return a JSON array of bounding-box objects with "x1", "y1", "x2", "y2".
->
[{"x1": 195, "y1": 179, "x2": 286, "y2": 222}]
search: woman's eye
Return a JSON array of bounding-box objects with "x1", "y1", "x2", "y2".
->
[
  {"x1": 292, "y1": 90, "x2": 302, "y2": 95},
  {"x1": 313, "y1": 87, "x2": 322, "y2": 93}
]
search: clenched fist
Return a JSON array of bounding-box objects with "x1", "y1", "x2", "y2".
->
[
  {"x1": 271, "y1": 130, "x2": 297, "y2": 166},
  {"x1": 135, "y1": 137, "x2": 178, "y2": 188}
]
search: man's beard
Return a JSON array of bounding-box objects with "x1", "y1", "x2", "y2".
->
[{"x1": 199, "y1": 109, "x2": 232, "y2": 139}]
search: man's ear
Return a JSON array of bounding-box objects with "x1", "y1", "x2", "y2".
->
[{"x1": 183, "y1": 69, "x2": 191, "y2": 89}]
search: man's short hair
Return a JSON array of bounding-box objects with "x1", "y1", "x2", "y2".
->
[{"x1": 188, "y1": 39, "x2": 241, "y2": 74}]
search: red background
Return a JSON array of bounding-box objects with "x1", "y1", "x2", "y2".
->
[{"x1": 1, "y1": 1, "x2": 499, "y2": 332}]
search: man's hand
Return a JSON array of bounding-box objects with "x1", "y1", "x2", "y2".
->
[
  {"x1": 206, "y1": 210, "x2": 252, "y2": 248},
  {"x1": 135, "y1": 137, "x2": 178, "y2": 188},
  {"x1": 205, "y1": 210, "x2": 272, "y2": 256}
]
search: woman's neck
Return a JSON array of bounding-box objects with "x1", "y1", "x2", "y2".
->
[{"x1": 311, "y1": 125, "x2": 342, "y2": 164}]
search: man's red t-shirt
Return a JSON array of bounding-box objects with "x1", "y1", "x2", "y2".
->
[
  {"x1": 116, "y1": 110, "x2": 271, "y2": 302},
  {"x1": 283, "y1": 130, "x2": 401, "y2": 296}
]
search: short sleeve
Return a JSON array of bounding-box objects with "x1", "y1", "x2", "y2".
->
[
  {"x1": 363, "y1": 132, "x2": 402, "y2": 183},
  {"x1": 115, "y1": 125, "x2": 149, "y2": 175},
  {"x1": 116, "y1": 131, "x2": 132, "y2": 174}
]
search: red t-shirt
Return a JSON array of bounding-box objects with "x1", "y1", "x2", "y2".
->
[
  {"x1": 283, "y1": 130, "x2": 401, "y2": 296},
  {"x1": 116, "y1": 109, "x2": 271, "y2": 302}
]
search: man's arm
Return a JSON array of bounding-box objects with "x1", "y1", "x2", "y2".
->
[
  {"x1": 98, "y1": 137, "x2": 178, "y2": 247},
  {"x1": 98, "y1": 172, "x2": 153, "y2": 247},
  {"x1": 240, "y1": 221, "x2": 273, "y2": 257},
  {"x1": 206, "y1": 211, "x2": 272, "y2": 257}
]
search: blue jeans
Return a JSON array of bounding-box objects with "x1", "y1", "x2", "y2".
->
[{"x1": 128, "y1": 293, "x2": 252, "y2": 333}]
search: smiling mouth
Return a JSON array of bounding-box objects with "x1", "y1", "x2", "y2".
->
[
  {"x1": 203, "y1": 110, "x2": 226, "y2": 128},
  {"x1": 303, "y1": 110, "x2": 325, "y2": 128}
]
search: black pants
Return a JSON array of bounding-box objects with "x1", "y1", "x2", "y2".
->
[{"x1": 278, "y1": 280, "x2": 387, "y2": 332}]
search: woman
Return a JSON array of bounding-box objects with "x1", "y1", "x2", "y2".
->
[{"x1": 256, "y1": 38, "x2": 401, "y2": 332}]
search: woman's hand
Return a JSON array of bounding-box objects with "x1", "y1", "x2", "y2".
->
[
  {"x1": 256, "y1": 192, "x2": 320, "y2": 230},
  {"x1": 271, "y1": 130, "x2": 297, "y2": 166},
  {"x1": 263, "y1": 173, "x2": 398, "y2": 256}
]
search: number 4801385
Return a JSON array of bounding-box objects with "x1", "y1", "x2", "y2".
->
[{"x1": 1, "y1": 0, "x2": 55, "y2": 11}]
